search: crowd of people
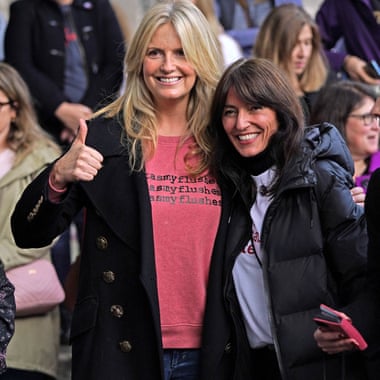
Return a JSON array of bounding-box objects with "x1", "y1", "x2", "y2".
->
[{"x1": 0, "y1": 1, "x2": 380, "y2": 380}]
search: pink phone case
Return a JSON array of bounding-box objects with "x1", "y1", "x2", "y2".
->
[{"x1": 313, "y1": 304, "x2": 368, "y2": 351}]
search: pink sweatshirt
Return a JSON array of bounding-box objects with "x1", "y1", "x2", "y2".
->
[{"x1": 145, "y1": 136, "x2": 221, "y2": 349}]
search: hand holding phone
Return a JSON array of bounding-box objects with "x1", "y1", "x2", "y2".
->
[{"x1": 313, "y1": 304, "x2": 367, "y2": 351}]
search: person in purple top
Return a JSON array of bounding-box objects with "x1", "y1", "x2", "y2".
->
[
  {"x1": 310, "y1": 80, "x2": 380, "y2": 197},
  {"x1": 316, "y1": 0, "x2": 380, "y2": 86}
]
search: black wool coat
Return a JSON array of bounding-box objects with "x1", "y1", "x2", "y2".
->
[{"x1": 10, "y1": 117, "x2": 233, "y2": 380}]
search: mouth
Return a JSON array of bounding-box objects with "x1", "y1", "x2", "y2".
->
[
  {"x1": 157, "y1": 76, "x2": 182, "y2": 84},
  {"x1": 238, "y1": 133, "x2": 259, "y2": 141}
]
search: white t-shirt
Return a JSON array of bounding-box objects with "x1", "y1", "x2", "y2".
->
[{"x1": 232, "y1": 167, "x2": 276, "y2": 348}]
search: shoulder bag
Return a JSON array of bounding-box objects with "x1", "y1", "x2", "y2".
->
[{"x1": 6, "y1": 259, "x2": 65, "y2": 317}]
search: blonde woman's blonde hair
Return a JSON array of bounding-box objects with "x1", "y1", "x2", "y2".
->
[
  {"x1": 0, "y1": 62, "x2": 60, "y2": 165},
  {"x1": 254, "y1": 3, "x2": 328, "y2": 93},
  {"x1": 97, "y1": 0, "x2": 223, "y2": 175}
]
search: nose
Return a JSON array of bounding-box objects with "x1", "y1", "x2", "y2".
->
[
  {"x1": 236, "y1": 110, "x2": 251, "y2": 130},
  {"x1": 297, "y1": 45, "x2": 305, "y2": 57},
  {"x1": 160, "y1": 53, "x2": 176, "y2": 73}
]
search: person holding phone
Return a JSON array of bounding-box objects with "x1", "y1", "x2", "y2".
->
[{"x1": 202, "y1": 57, "x2": 380, "y2": 380}]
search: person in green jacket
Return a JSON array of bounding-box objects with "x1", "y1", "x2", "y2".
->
[{"x1": 0, "y1": 62, "x2": 61, "y2": 380}]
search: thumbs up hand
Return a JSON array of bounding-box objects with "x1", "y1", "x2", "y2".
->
[{"x1": 49, "y1": 119, "x2": 104, "y2": 189}]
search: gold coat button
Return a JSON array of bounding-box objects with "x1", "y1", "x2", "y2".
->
[
  {"x1": 102, "y1": 271, "x2": 115, "y2": 283},
  {"x1": 96, "y1": 236, "x2": 108, "y2": 250},
  {"x1": 110, "y1": 304, "x2": 124, "y2": 318},
  {"x1": 119, "y1": 340, "x2": 132, "y2": 353}
]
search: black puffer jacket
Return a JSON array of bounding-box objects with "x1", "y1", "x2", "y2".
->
[{"x1": 201, "y1": 123, "x2": 377, "y2": 380}]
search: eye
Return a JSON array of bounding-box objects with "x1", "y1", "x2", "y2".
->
[
  {"x1": 146, "y1": 48, "x2": 162, "y2": 58},
  {"x1": 304, "y1": 38, "x2": 313, "y2": 47},
  {"x1": 174, "y1": 48, "x2": 186, "y2": 58},
  {"x1": 248, "y1": 104, "x2": 262, "y2": 112},
  {"x1": 223, "y1": 107, "x2": 237, "y2": 117}
]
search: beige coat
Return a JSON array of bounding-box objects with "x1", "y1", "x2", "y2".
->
[{"x1": 0, "y1": 143, "x2": 61, "y2": 378}]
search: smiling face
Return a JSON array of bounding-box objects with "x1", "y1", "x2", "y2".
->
[
  {"x1": 346, "y1": 96, "x2": 380, "y2": 160},
  {"x1": 290, "y1": 24, "x2": 313, "y2": 76},
  {"x1": 142, "y1": 22, "x2": 197, "y2": 109},
  {"x1": 222, "y1": 87, "x2": 279, "y2": 158}
]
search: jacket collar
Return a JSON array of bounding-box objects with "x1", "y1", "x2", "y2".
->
[{"x1": 278, "y1": 122, "x2": 354, "y2": 194}]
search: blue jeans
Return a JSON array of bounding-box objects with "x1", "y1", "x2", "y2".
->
[{"x1": 163, "y1": 349, "x2": 200, "y2": 380}]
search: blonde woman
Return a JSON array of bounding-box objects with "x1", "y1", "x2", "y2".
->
[
  {"x1": 0, "y1": 62, "x2": 61, "y2": 379},
  {"x1": 11, "y1": 1, "x2": 225, "y2": 379}
]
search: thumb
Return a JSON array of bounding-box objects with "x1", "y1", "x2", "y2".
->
[{"x1": 75, "y1": 118, "x2": 88, "y2": 145}]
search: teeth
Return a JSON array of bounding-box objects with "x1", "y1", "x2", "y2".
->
[
  {"x1": 239, "y1": 133, "x2": 258, "y2": 141},
  {"x1": 159, "y1": 77, "x2": 180, "y2": 83}
]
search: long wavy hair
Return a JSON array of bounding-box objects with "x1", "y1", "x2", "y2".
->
[
  {"x1": 210, "y1": 58, "x2": 304, "y2": 202},
  {"x1": 254, "y1": 3, "x2": 328, "y2": 94},
  {"x1": 96, "y1": 0, "x2": 223, "y2": 175},
  {"x1": 0, "y1": 62, "x2": 59, "y2": 165}
]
